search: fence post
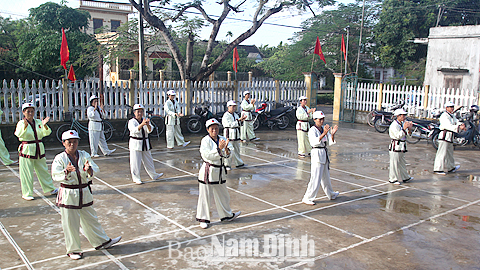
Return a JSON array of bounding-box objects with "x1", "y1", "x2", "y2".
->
[
  {"x1": 275, "y1": 80, "x2": 280, "y2": 104},
  {"x1": 423, "y1": 85, "x2": 430, "y2": 109},
  {"x1": 185, "y1": 79, "x2": 191, "y2": 115},
  {"x1": 159, "y1": 70, "x2": 164, "y2": 82},
  {"x1": 62, "y1": 78, "x2": 69, "y2": 113},
  {"x1": 129, "y1": 79, "x2": 135, "y2": 107},
  {"x1": 227, "y1": 71, "x2": 232, "y2": 83},
  {"x1": 332, "y1": 73, "x2": 343, "y2": 121},
  {"x1": 377, "y1": 83, "x2": 384, "y2": 111},
  {"x1": 209, "y1": 72, "x2": 215, "y2": 82},
  {"x1": 303, "y1": 73, "x2": 316, "y2": 108},
  {"x1": 248, "y1": 71, "x2": 253, "y2": 85}
]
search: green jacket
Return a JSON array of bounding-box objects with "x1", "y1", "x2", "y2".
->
[{"x1": 14, "y1": 118, "x2": 51, "y2": 159}]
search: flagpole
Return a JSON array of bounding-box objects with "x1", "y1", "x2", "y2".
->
[
  {"x1": 345, "y1": 26, "x2": 349, "y2": 74},
  {"x1": 310, "y1": 53, "x2": 315, "y2": 73}
]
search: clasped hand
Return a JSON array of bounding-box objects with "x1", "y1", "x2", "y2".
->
[{"x1": 218, "y1": 139, "x2": 230, "y2": 150}]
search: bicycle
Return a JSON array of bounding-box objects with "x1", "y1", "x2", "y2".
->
[
  {"x1": 56, "y1": 110, "x2": 115, "y2": 142},
  {"x1": 121, "y1": 105, "x2": 165, "y2": 140}
]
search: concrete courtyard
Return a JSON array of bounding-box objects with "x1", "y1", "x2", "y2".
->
[{"x1": 1, "y1": 110, "x2": 480, "y2": 269}]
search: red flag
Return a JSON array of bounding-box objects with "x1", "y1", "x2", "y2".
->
[
  {"x1": 60, "y1": 28, "x2": 69, "y2": 70},
  {"x1": 314, "y1": 37, "x2": 326, "y2": 64},
  {"x1": 341, "y1": 34, "x2": 346, "y2": 61},
  {"x1": 68, "y1": 65, "x2": 76, "y2": 82},
  {"x1": 233, "y1": 47, "x2": 239, "y2": 72}
]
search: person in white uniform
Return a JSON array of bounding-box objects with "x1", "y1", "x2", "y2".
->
[
  {"x1": 388, "y1": 109, "x2": 414, "y2": 185},
  {"x1": 240, "y1": 91, "x2": 259, "y2": 142},
  {"x1": 433, "y1": 101, "x2": 466, "y2": 175},
  {"x1": 0, "y1": 108, "x2": 17, "y2": 166},
  {"x1": 296, "y1": 96, "x2": 316, "y2": 158},
  {"x1": 87, "y1": 95, "x2": 115, "y2": 157},
  {"x1": 164, "y1": 90, "x2": 190, "y2": 149},
  {"x1": 196, "y1": 118, "x2": 241, "y2": 229},
  {"x1": 128, "y1": 104, "x2": 164, "y2": 184},
  {"x1": 52, "y1": 130, "x2": 121, "y2": 260},
  {"x1": 222, "y1": 100, "x2": 247, "y2": 170},
  {"x1": 302, "y1": 111, "x2": 339, "y2": 205}
]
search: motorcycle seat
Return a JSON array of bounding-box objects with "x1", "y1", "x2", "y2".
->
[
  {"x1": 408, "y1": 118, "x2": 435, "y2": 126},
  {"x1": 269, "y1": 107, "x2": 290, "y2": 116}
]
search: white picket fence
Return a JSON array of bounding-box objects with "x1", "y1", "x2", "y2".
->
[
  {"x1": 0, "y1": 79, "x2": 306, "y2": 124},
  {"x1": 345, "y1": 82, "x2": 479, "y2": 118}
]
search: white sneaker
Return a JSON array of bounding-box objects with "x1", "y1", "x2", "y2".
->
[
  {"x1": 103, "y1": 236, "x2": 122, "y2": 249},
  {"x1": 51, "y1": 188, "x2": 59, "y2": 195},
  {"x1": 6, "y1": 160, "x2": 18, "y2": 165},
  {"x1": 434, "y1": 171, "x2": 446, "y2": 175},
  {"x1": 199, "y1": 222, "x2": 209, "y2": 229},
  {"x1": 22, "y1": 195, "x2": 34, "y2": 201},
  {"x1": 105, "y1": 149, "x2": 116, "y2": 156},
  {"x1": 133, "y1": 179, "x2": 143, "y2": 185},
  {"x1": 222, "y1": 211, "x2": 241, "y2": 222},
  {"x1": 182, "y1": 141, "x2": 191, "y2": 147},
  {"x1": 92, "y1": 154, "x2": 100, "y2": 158},
  {"x1": 449, "y1": 165, "x2": 461, "y2": 173},
  {"x1": 226, "y1": 166, "x2": 232, "y2": 171},
  {"x1": 67, "y1": 253, "x2": 83, "y2": 260},
  {"x1": 154, "y1": 173, "x2": 164, "y2": 180},
  {"x1": 252, "y1": 138, "x2": 260, "y2": 141},
  {"x1": 331, "y1": 191, "x2": 340, "y2": 200},
  {"x1": 302, "y1": 199, "x2": 315, "y2": 205}
]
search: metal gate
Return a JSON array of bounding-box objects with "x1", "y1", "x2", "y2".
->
[{"x1": 340, "y1": 73, "x2": 358, "y2": 123}]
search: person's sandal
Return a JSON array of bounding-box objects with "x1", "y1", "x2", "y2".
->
[{"x1": 67, "y1": 253, "x2": 83, "y2": 260}]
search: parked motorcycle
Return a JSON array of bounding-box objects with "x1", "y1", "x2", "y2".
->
[
  {"x1": 373, "y1": 100, "x2": 405, "y2": 133},
  {"x1": 253, "y1": 101, "x2": 293, "y2": 130},
  {"x1": 186, "y1": 104, "x2": 223, "y2": 133},
  {"x1": 405, "y1": 118, "x2": 438, "y2": 144}
]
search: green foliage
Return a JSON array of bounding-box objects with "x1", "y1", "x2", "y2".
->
[
  {"x1": 374, "y1": 0, "x2": 480, "y2": 69},
  {"x1": 1, "y1": 2, "x2": 99, "y2": 80}
]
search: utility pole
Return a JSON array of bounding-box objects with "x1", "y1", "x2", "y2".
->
[
  {"x1": 436, "y1": 5, "x2": 443, "y2": 27},
  {"x1": 355, "y1": 0, "x2": 366, "y2": 74},
  {"x1": 138, "y1": 2, "x2": 145, "y2": 83}
]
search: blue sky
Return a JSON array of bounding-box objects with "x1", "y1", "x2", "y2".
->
[{"x1": 0, "y1": 0, "x2": 357, "y2": 46}]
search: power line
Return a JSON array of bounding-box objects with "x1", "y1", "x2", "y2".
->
[{"x1": 0, "y1": 59, "x2": 57, "y2": 80}]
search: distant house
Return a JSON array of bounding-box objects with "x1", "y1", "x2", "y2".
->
[
  {"x1": 419, "y1": 25, "x2": 480, "y2": 90},
  {"x1": 79, "y1": 0, "x2": 173, "y2": 82},
  {"x1": 238, "y1": 45, "x2": 264, "y2": 63}
]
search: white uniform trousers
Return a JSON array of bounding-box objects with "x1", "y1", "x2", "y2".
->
[
  {"x1": 225, "y1": 141, "x2": 243, "y2": 167},
  {"x1": 303, "y1": 162, "x2": 334, "y2": 200},
  {"x1": 60, "y1": 206, "x2": 110, "y2": 254},
  {"x1": 389, "y1": 151, "x2": 410, "y2": 182},
  {"x1": 434, "y1": 140, "x2": 455, "y2": 172},
  {"x1": 89, "y1": 130, "x2": 111, "y2": 156},
  {"x1": 166, "y1": 125, "x2": 185, "y2": 148},
  {"x1": 297, "y1": 130, "x2": 312, "y2": 155},
  {"x1": 130, "y1": 150, "x2": 160, "y2": 182},
  {"x1": 196, "y1": 183, "x2": 233, "y2": 222},
  {"x1": 0, "y1": 129, "x2": 14, "y2": 165},
  {"x1": 240, "y1": 121, "x2": 256, "y2": 141}
]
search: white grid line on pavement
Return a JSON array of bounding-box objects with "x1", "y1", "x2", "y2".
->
[
  {"x1": 2, "y1": 164, "x2": 128, "y2": 270},
  {"x1": 60, "y1": 186, "x2": 411, "y2": 270},
  {"x1": 284, "y1": 197, "x2": 480, "y2": 269}
]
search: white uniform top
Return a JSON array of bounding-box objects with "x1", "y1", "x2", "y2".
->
[
  {"x1": 87, "y1": 106, "x2": 105, "y2": 131},
  {"x1": 222, "y1": 111, "x2": 241, "y2": 140},
  {"x1": 51, "y1": 150, "x2": 99, "y2": 209},
  {"x1": 308, "y1": 125, "x2": 335, "y2": 164},
  {"x1": 389, "y1": 120, "x2": 411, "y2": 152},
  {"x1": 296, "y1": 106, "x2": 312, "y2": 131},
  {"x1": 165, "y1": 99, "x2": 181, "y2": 125},
  {"x1": 241, "y1": 99, "x2": 254, "y2": 121},
  {"x1": 128, "y1": 118, "x2": 153, "y2": 151},
  {"x1": 438, "y1": 111, "x2": 461, "y2": 143},
  {"x1": 198, "y1": 135, "x2": 234, "y2": 184}
]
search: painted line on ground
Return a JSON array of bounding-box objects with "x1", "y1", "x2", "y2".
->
[
  {"x1": 0, "y1": 221, "x2": 34, "y2": 270},
  {"x1": 284, "y1": 197, "x2": 480, "y2": 269}
]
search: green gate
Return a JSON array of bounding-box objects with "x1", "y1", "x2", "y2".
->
[{"x1": 340, "y1": 73, "x2": 358, "y2": 123}]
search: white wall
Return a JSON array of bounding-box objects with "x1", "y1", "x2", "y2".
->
[{"x1": 424, "y1": 25, "x2": 480, "y2": 91}]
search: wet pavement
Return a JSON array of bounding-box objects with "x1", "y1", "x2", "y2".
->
[{"x1": 1, "y1": 108, "x2": 480, "y2": 269}]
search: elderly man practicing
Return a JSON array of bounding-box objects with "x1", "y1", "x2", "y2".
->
[{"x1": 222, "y1": 100, "x2": 247, "y2": 170}]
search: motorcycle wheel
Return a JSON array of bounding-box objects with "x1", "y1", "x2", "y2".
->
[
  {"x1": 367, "y1": 111, "x2": 376, "y2": 127},
  {"x1": 253, "y1": 117, "x2": 260, "y2": 130},
  {"x1": 374, "y1": 118, "x2": 389, "y2": 133},
  {"x1": 473, "y1": 134, "x2": 480, "y2": 148},
  {"x1": 406, "y1": 126, "x2": 421, "y2": 144},
  {"x1": 187, "y1": 118, "x2": 202, "y2": 134},
  {"x1": 431, "y1": 133, "x2": 439, "y2": 150},
  {"x1": 277, "y1": 115, "x2": 289, "y2": 130}
]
